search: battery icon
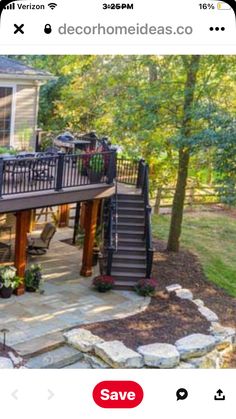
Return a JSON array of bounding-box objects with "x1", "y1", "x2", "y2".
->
[{"x1": 217, "y1": 2, "x2": 231, "y2": 9}]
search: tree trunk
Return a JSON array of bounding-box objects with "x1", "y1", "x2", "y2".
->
[{"x1": 167, "y1": 55, "x2": 201, "y2": 252}]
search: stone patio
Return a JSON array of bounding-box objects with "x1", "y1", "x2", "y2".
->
[{"x1": 0, "y1": 227, "x2": 149, "y2": 354}]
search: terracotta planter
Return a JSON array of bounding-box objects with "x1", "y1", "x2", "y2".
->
[{"x1": 0, "y1": 286, "x2": 13, "y2": 299}]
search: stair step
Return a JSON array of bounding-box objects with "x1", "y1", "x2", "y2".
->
[
  {"x1": 119, "y1": 214, "x2": 144, "y2": 220},
  {"x1": 118, "y1": 239, "x2": 145, "y2": 248},
  {"x1": 118, "y1": 200, "x2": 144, "y2": 208},
  {"x1": 118, "y1": 194, "x2": 142, "y2": 200},
  {"x1": 117, "y1": 246, "x2": 146, "y2": 256},
  {"x1": 12, "y1": 332, "x2": 64, "y2": 358},
  {"x1": 111, "y1": 263, "x2": 146, "y2": 273},
  {"x1": 25, "y1": 345, "x2": 83, "y2": 369},
  {"x1": 113, "y1": 280, "x2": 138, "y2": 290},
  {"x1": 113, "y1": 254, "x2": 146, "y2": 263},
  {"x1": 118, "y1": 206, "x2": 144, "y2": 215},
  {"x1": 111, "y1": 271, "x2": 144, "y2": 278},
  {"x1": 118, "y1": 222, "x2": 144, "y2": 228},
  {"x1": 117, "y1": 230, "x2": 143, "y2": 236}
]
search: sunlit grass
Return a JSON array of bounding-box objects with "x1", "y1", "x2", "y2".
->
[{"x1": 152, "y1": 212, "x2": 236, "y2": 297}]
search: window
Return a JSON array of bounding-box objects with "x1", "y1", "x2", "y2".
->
[{"x1": 0, "y1": 87, "x2": 13, "y2": 147}]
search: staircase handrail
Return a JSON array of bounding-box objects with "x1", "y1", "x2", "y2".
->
[
  {"x1": 106, "y1": 179, "x2": 118, "y2": 275},
  {"x1": 140, "y1": 160, "x2": 154, "y2": 278}
]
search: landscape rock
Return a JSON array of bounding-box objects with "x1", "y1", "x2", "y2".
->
[
  {"x1": 192, "y1": 299, "x2": 205, "y2": 307},
  {"x1": 210, "y1": 324, "x2": 235, "y2": 340},
  {"x1": 64, "y1": 328, "x2": 104, "y2": 353},
  {"x1": 166, "y1": 284, "x2": 182, "y2": 293},
  {"x1": 95, "y1": 341, "x2": 143, "y2": 368},
  {"x1": 83, "y1": 354, "x2": 110, "y2": 369},
  {"x1": 187, "y1": 350, "x2": 220, "y2": 368},
  {"x1": 175, "y1": 288, "x2": 193, "y2": 300},
  {"x1": 0, "y1": 357, "x2": 14, "y2": 369},
  {"x1": 138, "y1": 343, "x2": 180, "y2": 368},
  {"x1": 175, "y1": 334, "x2": 216, "y2": 360},
  {"x1": 198, "y1": 306, "x2": 218, "y2": 322}
]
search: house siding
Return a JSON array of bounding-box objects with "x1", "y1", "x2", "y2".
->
[{"x1": 14, "y1": 84, "x2": 38, "y2": 150}]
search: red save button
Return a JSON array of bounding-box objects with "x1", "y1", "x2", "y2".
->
[{"x1": 93, "y1": 381, "x2": 144, "y2": 409}]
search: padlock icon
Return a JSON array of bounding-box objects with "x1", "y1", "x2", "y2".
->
[{"x1": 44, "y1": 24, "x2": 52, "y2": 34}]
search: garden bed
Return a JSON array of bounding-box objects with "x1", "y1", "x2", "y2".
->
[
  {"x1": 84, "y1": 292, "x2": 210, "y2": 350},
  {"x1": 152, "y1": 239, "x2": 236, "y2": 330}
]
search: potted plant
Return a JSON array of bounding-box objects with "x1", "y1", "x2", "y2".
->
[
  {"x1": 88, "y1": 154, "x2": 105, "y2": 183},
  {"x1": 93, "y1": 275, "x2": 115, "y2": 293},
  {"x1": 0, "y1": 266, "x2": 22, "y2": 299},
  {"x1": 135, "y1": 278, "x2": 157, "y2": 297},
  {"x1": 25, "y1": 264, "x2": 43, "y2": 292}
]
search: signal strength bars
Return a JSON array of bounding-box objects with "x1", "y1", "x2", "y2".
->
[{"x1": 4, "y1": 3, "x2": 15, "y2": 9}]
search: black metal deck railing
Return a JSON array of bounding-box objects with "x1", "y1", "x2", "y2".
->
[
  {"x1": 139, "y1": 159, "x2": 154, "y2": 278},
  {"x1": 0, "y1": 151, "x2": 116, "y2": 198},
  {"x1": 116, "y1": 158, "x2": 139, "y2": 186}
]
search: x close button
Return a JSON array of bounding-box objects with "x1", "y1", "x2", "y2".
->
[
  {"x1": 93, "y1": 381, "x2": 144, "y2": 409},
  {"x1": 14, "y1": 24, "x2": 24, "y2": 34}
]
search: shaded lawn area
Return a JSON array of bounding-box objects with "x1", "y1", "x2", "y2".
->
[{"x1": 152, "y1": 211, "x2": 236, "y2": 297}]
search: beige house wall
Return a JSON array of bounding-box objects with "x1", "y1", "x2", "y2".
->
[
  {"x1": 14, "y1": 84, "x2": 38, "y2": 150},
  {"x1": 0, "y1": 78, "x2": 40, "y2": 150}
]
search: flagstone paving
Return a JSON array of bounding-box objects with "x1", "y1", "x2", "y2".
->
[{"x1": 0, "y1": 227, "x2": 149, "y2": 354}]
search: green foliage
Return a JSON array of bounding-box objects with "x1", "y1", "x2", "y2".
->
[
  {"x1": 25, "y1": 264, "x2": 43, "y2": 292},
  {"x1": 9, "y1": 54, "x2": 236, "y2": 201},
  {"x1": 152, "y1": 213, "x2": 236, "y2": 297},
  {"x1": 89, "y1": 154, "x2": 104, "y2": 173}
]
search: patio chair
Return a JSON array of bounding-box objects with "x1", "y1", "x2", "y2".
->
[{"x1": 27, "y1": 223, "x2": 56, "y2": 255}]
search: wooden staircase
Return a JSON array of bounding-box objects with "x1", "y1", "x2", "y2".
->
[
  {"x1": 101, "y1": 158, "x2": 154, "y2": 290},
  {"x1": 111, "y1": 193, "x2": 147, "y2": 289}
]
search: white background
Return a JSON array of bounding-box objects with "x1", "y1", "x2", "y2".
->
[{"x1": 0, "y1": 369, "x2": 235, "y2": 418}]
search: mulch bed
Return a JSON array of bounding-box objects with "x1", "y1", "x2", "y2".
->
[
  {"x1": 85, "y1": 293, "x2": 210, "y2": 350},
  {"x1": 152, "y1": 240, "x2": 236, "y2": 330},
  {"x1": 84, "y1": 239, "x2": 236, "y2": 366}
]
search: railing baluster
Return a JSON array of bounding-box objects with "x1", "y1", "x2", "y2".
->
[
  {"x1": 55, "y1": 153, "x2": 65, "y2": 191},
  {"x1": 0, "y1": 158, "x2": 4, "y2": 199}
]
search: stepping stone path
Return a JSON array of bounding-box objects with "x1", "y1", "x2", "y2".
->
[{"x1": 138, "y1": 343, "x2": 179, "y2": 368}]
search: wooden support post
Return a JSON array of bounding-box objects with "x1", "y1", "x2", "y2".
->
[
  {"x1": 29, "y1": 209, "x2": 36, "y2": 233},
  {"x1": 80, "y1": 200, "x2": 100, "y2": 277},
  {"x1": 80, "y1": 203, "x2": 86, "y2": 230},
  {"x1": 14, "y1": 210, "x2": 31, "y2": 295},
  {"x1": 58, "y1": 204, "x2": 70, "y2": 228}
]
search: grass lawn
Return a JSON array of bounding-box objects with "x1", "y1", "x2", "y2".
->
[{"x1": 152, "y1": 211, "x2": 236, "y2": 297}]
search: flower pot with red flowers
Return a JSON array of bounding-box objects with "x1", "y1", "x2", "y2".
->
[
  {"x1": 135, "y1": 278, "x2": 157, "y2": 297},
  {"x1": 93, "y1": 275, "x2": 115, "y2": 293},
  {"x1": 0, "y1": 266, "x2": 22, "y2": 299}
]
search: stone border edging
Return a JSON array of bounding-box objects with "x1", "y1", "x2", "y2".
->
[{"x1": 63, "y1": 284, "x2": 236, "y2": 369}]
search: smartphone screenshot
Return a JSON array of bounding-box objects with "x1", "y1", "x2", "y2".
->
[{"x1": 0, "y1": 0, "x2": 235, "y2": 417}]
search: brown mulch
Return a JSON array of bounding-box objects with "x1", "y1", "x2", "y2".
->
[
  {"x1": 152, "y1": 240, "x2": 236, "y2": 330},
  {"x1": 84, "y1": 239, "x2": 235, "y2": 364},
  {"x1": 85, "y1": 293, "x2": 210, "y2": 350}
]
